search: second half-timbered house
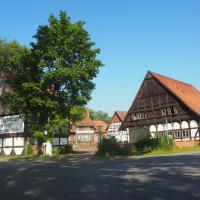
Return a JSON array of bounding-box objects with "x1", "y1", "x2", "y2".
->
[
  {"x1": 70, "y1": 109, "x2": 107, "y2": 144},
  {"x1": 107, "y1": 111, "x2": 129, "y2": 142},
  {"x1": 121, "y1": 71, "x2": 200, "y2": 147}
]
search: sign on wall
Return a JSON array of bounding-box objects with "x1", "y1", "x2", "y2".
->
[{"x1": 0, "y1": 115, "x2": 24, "y2": 134}]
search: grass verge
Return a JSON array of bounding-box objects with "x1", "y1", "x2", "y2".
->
[{"x1": 146, "y1": 145, "x2": 200, "y2": 156}]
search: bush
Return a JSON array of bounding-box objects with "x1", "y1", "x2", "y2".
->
[
  {"x1": 52, "y1": 147, "x2": 60, "y2": 156},
  {"x1": 96, "y1": 137, "x2": 127, "y2": 156},
  {"x1": 25, "y1": 143, "x2": 34, "y2": 156},
  {"x1": 135, "y1": 135, "x2": 174, "y2": 155},
  {"x1": 160, "y1": 136, "x2": 173, "y2": 150},
  {"x1": 33, "y1": 131, "x2": 46, "y2": 147},
  {"x1": 60, "y1": 144, "x2": 73, "y2": 154},
  {"x1": 129, "y1": 128, "x2": 150, "y2": 143},
  {"x1": 33, "y1": 131, "x2": 47, "y2": 155}
]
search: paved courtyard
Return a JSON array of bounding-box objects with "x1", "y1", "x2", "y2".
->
[{"x1": 0, "y1": 152, "x2": 200, "y2": 200}]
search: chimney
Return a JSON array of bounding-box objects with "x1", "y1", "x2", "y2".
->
[{"x1": 86, "y1": 108, "x2": 90, "y2": 119}]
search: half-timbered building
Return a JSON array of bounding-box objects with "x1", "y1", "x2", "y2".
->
[
  {"x1": 70, "y1": 109, "x2": 107, "y2": 144},
  {"x1": 107, "y1": 111, "x2": 129, "y2": 142},
  {"x1": 121, "y1": 71, "x2": 200, "y2": 147}
]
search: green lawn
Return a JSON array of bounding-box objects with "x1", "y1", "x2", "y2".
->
[{"x1": 146, "y1": 145, "x2": 200, "y2": 156}]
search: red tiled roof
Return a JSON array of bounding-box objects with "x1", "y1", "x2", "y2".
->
[
  {"x1": 70, "y1": 116, "x2": 108, "y2": 133},
  {"x1": 93, "y1": 120, "x2": 108, "y2": 132},
  {"x1": 150, "y1": 71, "x2": 200, "y2": 116},
  {"x1": 74, "y1": 117, "x2": 96, "y2": 128}
]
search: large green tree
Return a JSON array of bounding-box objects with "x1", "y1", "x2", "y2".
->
[{"x1": 1, "y1": 11, "x2": 103, "y2": 136}]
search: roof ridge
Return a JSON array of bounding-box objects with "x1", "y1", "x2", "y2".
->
[
  {"x1": 150, "y1": 71, "x2": 192, "y2": 87},
  {"x1": 116, "y1": 111, "x2": 127, "y2": 113}
]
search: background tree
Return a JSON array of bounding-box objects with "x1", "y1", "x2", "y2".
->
[
  {"x1": 0, "y1": 38, "x2": 29, "y2": 74},
  {"x1": 90, "y1": 109, "x2": 111, "y2": 123}
]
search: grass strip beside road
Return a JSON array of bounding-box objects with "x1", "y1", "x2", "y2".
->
[{"x1": 146, "y1": 145, "x2": 200, "y2": 156}]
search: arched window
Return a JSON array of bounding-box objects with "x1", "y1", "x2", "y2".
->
[
  {"x1": 190, "y1": 120, "x2": 198, "y2": 128},
  {"x1": 173, "y1": 122, "x2": 180, "y2": 130},
  {"x1": 181, "y1": 121, "x2": 189, "y2": 129},
  {"x1": 149, "y1": 125, "x2": 156, "y2": 133}
]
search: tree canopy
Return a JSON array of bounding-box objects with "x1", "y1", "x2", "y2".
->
[
  {"x1": 90, "y1": 110, "x2": 111, "y2": 123},
  {"x1": 0, "y1": 11, "x2": 103, "y2": 136}
]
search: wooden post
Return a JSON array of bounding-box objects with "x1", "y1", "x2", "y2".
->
[
  {"x1": 198, "y1": 121, "x2": 200, "y2": 142},
  {"x1": 180, "y1": 121, "x2": 183, "y2": 141},
  {"x1": 188, "y1": 120, "x2": 192, "y2": 140},
  {"x1": 12, "y1": 137, "x2": 14, "y2": 155}
]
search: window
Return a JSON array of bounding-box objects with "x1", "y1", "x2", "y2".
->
[
  {"x1": 167, "y1": 108, "x2": 172, "y2": 115},
  {"x1": 161, "y1": 109, "x2": 167, "y2": 116},
  {"x1": 173, "y1": 107, "x2": 178, "y2": 115},
  {"x1": 182, "y1": 130, "x2": 190, "y2": 138}
]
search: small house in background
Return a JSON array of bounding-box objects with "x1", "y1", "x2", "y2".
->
[
  {"x1": 121, "y1": 71, "x2": 200, "y2": 148},
  {"x1": 106, "y1": 111, "x2": 129, "y2": 142},
  {"x1": 70, "y1": 109, "x2": 107, "y2": 144}
]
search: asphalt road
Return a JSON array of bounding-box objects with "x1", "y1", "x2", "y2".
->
[{"x1": 1, "y1": 152, "x2": 200, "y2": 200}]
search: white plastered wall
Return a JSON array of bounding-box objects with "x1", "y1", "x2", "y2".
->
[
  {"x1": 53, "y1": 138, "x2": 59, "y2": 146},
  {"x1": 3, "y1": 138, "x2": 13, "y2": 155},
  {"x1": 149, "y1": 120, "x2": 199, "y2": 141},
  {"x1": 60, "y1": 138, "x2": 68, "y2": 145},
  {"x1": 13, "y1": 137, "x2": 24, "y2": 155}
]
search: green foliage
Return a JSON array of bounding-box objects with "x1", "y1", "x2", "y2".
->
[
  {"x1": 46, "y1": 117, "x2": 69, "y2": 137},
  {"x1": 25, "y1": 144, "x2": 34, "y2": 156},
  {"x1": 33, "y1": 131, "x2": 46, "y2": 147},
  {"x1": 52, "y1": 144, "x2": 73, "y2": 155},
  {"x1": 0, "y1": 10, "x2": 103, "y2": 137},
  {"x1": 129, "y1": 128, "x2": 150, "y2": 143},
  {"x1": 52, "y1": 147, "x2": 60, "y2": 156},
  {"x1": 90, "y1": 110, "x2": 111, "y2": 123},
  {"x1": 70, "y1": 106, "x2": 85, "y2": 121},
  {"x1": 60, "y1": 144, "x2": 73, "y2": 154},
  {"x1": 96, "y1": 137, "x2": 129, "y2": 156},
  {"x1": 159, "y1": 136, "x2": 173, "y2": 150},
  {"x1": 96, "y1": 138, "x2": 120, "y2": 156},
  {"x1": 31, "y1": 11, "x2": 103, "y2": 118},
  {"x1": 135, "y1": 136, "x2": 174, "y2": 155},
  {"x1": 0, "y1": 38, "x2": 30, "y2": 73}
]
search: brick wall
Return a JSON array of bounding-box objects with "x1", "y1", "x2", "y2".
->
[{"x1": 174, "y1": 140, "x2": 199, "y2": 148}]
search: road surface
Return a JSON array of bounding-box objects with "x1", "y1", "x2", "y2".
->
[{"x1": 0, "y1": 152, "x2": 200, "y2": 200}]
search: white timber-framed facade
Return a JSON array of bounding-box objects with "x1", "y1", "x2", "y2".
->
[
  {"x1": 121, "y1": 71, "x2": 200, "y2": 148},
  {"x1": 107, "y1": 111, "x2": 129, "y2": 143}
]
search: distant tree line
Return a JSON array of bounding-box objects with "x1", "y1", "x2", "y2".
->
[{"x1": 90, "y1": 110, "x2": 111, "y2": 123}]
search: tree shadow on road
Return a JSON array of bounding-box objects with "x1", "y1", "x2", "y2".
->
[{"x1": 1, "y1": 153, "x2": 200, "y2": 200}]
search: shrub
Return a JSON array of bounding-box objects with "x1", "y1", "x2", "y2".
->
[
  {"x1": 25, "y1": 143, "x2": 34, "y2": 156},
  {"x1": 33, "y1": 131, "x2": 46, "y2": 147},
  {"x1": 52, "y1": 147, "x2": 60, "y2": 156},
  {"x1": 135, "y1": 135, "x2": 174, "y2": 155},
  {"x1": 60, "y1": 144, "x2": 73, "y2": 154},
  {"x1": 96, "y1": 137, "x2": 125, "y2": 156},
  {"x1": 160, "y1": 136, "x2": 173, "y2": 150},
  {"x1": 33, "y1": 131, "x2": 47, "y2": 155},
  {"x1": 129, "y1": 128, "x2": 150, "y2": 143}
]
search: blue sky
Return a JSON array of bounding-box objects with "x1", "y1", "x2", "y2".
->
[{"x1": 1, "y1": 0, "x2": 200, "y2": 115}]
